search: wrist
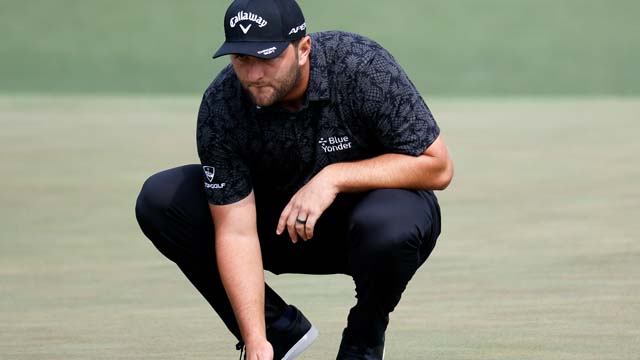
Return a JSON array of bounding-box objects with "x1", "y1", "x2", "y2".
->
[
  {"x1": 244, "y1": 334, "x2": 268, "y2": 347},
  {"x1": 322, "y1": 163, "x2": 343, "y2": 193}
]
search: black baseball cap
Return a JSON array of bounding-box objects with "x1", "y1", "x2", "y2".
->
[{"x1": 213, "y1": 0, "x2": 307, "y2": 59}]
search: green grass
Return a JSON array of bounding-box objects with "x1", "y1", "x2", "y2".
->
[
  {"x1": 1, "y1": 0, "x2": 639, "y2": 95},
  {"x1": 1, "y1": 96, "x2": 638, "y2": 359}
]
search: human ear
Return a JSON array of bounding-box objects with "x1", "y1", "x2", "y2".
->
[{"x1": 297, "y1": 36, "x2": 311, "y2": 65}]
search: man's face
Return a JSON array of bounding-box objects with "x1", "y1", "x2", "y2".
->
[{"x1": 230, "y1": 44, "x2": 300, "y2": 107}]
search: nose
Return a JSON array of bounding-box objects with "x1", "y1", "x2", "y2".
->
[{"x1": 246, "y1": 60, "x2": 265, "y2": 83}]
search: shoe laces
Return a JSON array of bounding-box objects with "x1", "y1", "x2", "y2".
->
[{"x1": 236, "y1": 341, "x2": 245, "y2": 360}]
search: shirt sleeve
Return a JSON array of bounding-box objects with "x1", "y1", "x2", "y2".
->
[
  {"x1": 357, "y1": 49, "x2": 440, "y2": 156},
  {"x1": 196, "y1": 93, "x2": 253, "y2": 205}
]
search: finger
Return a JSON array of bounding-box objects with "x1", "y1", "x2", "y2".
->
[
  {"x1": 295, "y1": 223, "x2": 306, "y2": 241},
  {"x1": 305, "y1": 213, "x2": 317, "y2": 240},
  {"x1": 286, "y1": 212, "x2": 298, "y2": 243},
  {"x1": 295, "y1": 212, "x2": 308, "y2": 241},
  {"x1": 277, "y1": 202, "x2": 293, "y2": 235}
]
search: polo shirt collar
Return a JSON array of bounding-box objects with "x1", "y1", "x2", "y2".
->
[{"x1": 306, "y1": 39, "x2": 330, "y2": 102}]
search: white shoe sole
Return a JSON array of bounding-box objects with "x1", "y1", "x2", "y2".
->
[{"x1": 281, "y1": 325, "x2": 318, "y2": 360}]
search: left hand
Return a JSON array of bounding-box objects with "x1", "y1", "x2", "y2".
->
[{"x1": 276, "y1": 170, "x2": 339, "y2": 243}]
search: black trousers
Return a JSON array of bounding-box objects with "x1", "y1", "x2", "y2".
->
[{"x1": 135, "y1": 164, "x2": 441, "y2": 346}]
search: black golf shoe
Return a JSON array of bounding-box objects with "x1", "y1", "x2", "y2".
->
[
  {"x1": 237, "y1": 305, "x2": 317, "y2": 360},
  {"x1": 336, "y1": 330, "x2": 385, "y2": 360}
]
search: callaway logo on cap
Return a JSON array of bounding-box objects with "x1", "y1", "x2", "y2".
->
[{"x1": 213, "y1": 0, "x2": 307, "y2": 59}]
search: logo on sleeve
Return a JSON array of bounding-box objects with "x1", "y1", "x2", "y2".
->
[
  {"x1": 203, "y1": 166, "x2": 226, "y2": 189},
  {"x1": 203, "y1": 166, "x2": 215, "y2": 182}
]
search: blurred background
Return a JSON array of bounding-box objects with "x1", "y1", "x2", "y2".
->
[
  {"x1": 1, "y1": 0, "x2": 638, "y2": 96},
  {"x1": 1, "y1": 1, "x2": 639, "y2": 359}
]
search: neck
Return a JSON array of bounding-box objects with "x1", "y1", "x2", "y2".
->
[{"x1": 281, "y1": 60, "x2": 310, "y2": 112}]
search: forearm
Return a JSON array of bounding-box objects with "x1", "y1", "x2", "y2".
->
[
  {"x1": 324, "y1": 151, "x2": 453, "y2": 193},
  {"x1": 216, "y1": 234, "x2": 266, "y2": 345}
]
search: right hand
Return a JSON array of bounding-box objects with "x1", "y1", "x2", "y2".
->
[{"x1": 245, "y1": 339, "x2": 274, "y2": 360}]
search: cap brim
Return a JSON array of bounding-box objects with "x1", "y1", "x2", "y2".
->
[{"x1": 212, "y1": 41, "x2": 290, "y2": 59}]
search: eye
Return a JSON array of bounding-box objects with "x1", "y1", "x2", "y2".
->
[{"x1": 233, "y1": 54, "x2": 248, "y2": 62}]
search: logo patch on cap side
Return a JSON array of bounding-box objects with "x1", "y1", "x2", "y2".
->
[{"x1": 288, "y1": 22, "x2": 306, "y2": 35}]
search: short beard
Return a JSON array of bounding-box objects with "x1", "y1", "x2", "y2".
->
[
  {"x1": 266, "y1": 65, "x2": 300, "y2": 106},
  {"x1": 249, "y1": 66, "x2": 300, "y2": 107}
]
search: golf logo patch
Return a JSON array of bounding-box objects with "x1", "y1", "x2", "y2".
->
[
  {"x1": 203, "y1": 166, "x2": 215, "y2": 182},
  {"x1": 203, "y1": 166, "x2": 226, "y2": 190}
]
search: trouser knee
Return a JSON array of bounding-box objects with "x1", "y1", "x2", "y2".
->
[
  {"x1": 134, "y1": 165, "x2": 214, "y2": 263},
  {"x1": 135, "y1": 172, "x2": 175, "y2": 256},
  {"x1": 353, "y1": 221, "x2": 418, "y2": 266},
  {"x1": 347, "y1": 189, "x2": 440, "y2": 293},
  {"x1": 349, "y1": 200, "x2": 433, "y2": 269}
]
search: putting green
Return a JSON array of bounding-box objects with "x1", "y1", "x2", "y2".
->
[{"x1": 0, "y1": 96, "x2": 638, "y2": 359}]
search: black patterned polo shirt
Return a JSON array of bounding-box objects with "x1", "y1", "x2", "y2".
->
[{"x1": 197, "y1": 31, "x2": 440, "y2": 206}]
